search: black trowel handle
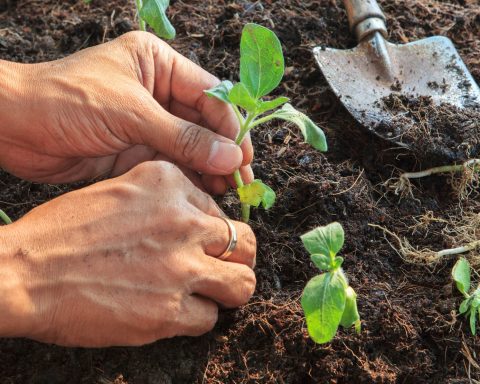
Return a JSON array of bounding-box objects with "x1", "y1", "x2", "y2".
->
[{"x1": 343, "y1": 0, "x2": 388, "y2": 41}]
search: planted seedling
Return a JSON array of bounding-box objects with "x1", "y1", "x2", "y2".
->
[
  {"x1": 452, "y1": 257, "x2": 480, "y2": 335},
  {"x1": 84, "y1": 0, "x2": 175, "y2": 39},
  {"x1": 205, "y1": 23, "x2": 327, "y2": 222},
  {"x1": 300, "y1": 222, "x2": 361, "y2": 344}
]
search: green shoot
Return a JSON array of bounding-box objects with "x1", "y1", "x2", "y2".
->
[
  {"x1": 0, "y1": 209, "x2": 12, "y2": 225},
  {"x1": 300, "y1": 222, "x2": 361, "y2": 344},
  {"x1": 452, "y1": 258, "x2": 480, "y2": 335},
  {"x1": 205, "y1": 24, "x2": 327, "y2": 222},
  {"x1": 84, "y1": 0, "x2": 175, "y2": 39}
]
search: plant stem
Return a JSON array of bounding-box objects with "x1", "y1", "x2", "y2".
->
[
  {"x1": 232, "y1": 113, "x2": 256, "y2": 223},
  {"x1": 0, "y1": 209, "x2": 12, "y2": 225},
  {"x1": 134, "y1": 0, "x2": 147, "y2": 31}
]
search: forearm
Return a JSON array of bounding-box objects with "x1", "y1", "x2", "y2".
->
[{"x1": 0, "y1": 222, "x2": 37, "y2": 338}]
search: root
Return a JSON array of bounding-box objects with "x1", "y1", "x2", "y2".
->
[
  {"x1": 384, "y1": 159, "x2": 480, "y2": 199},
  {"x1": 369, "y1": 210, "x2": 480, "y2": 265}
]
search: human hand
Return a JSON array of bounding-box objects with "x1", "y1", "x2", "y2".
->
[
  {"x1": 0, "y1": 161, "x2": 256, "y2": 347},
  {"x1": 0, "y1": 31, "x2": 253, "y2": 194}
]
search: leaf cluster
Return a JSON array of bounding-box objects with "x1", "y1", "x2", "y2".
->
[
  {"x1": 452, "y1": 258, "x2": 480, "y2": 335},
  {"x1": 300, "y1": 222, "x2": 361, "y2": 344},
  {"x1": 205, "y1": 24, "x2": 327, "y2": 215}
]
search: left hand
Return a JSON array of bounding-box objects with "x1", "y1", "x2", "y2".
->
[{"x1": 0, "y1": 31, "x2": 253, "y2": 194}]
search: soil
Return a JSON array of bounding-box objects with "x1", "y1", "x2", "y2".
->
[
  {"x1": 377, "y1": 95, "x2": 480, "y2": 163},
  {"x1": 1, "y1": 0, "x2": 480, "y2": 383}
]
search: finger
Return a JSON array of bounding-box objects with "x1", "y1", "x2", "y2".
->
[
  {"x1": 152, "y1": 153, "x2": 205, "y2": 191},
  {"x1": 190, "y1": 258, "x2": 256, "y2": 308},
  {"x1": 226, "y1": 165, "x2": 255, "y2": 188},
  {"x1": 201, "y1": 175, "x2": 228, "y2": 196},
  {"x1": 110, "y1": 145, "x2": 157, "y2": 177},
  {"x1": 177, "y1": 295, "x2": 218, "y2": 337},
  {"x1": 240, "y1": 132, "x2": 254, "y2": 166},
  {"x1": 153, "y1": 45, "x2": 254, "y2": 165},
  {"x1": 202, "y1": 216, "x2": 257, "y2": 268},
  {"x1": 136, "y1": 105, "x2": 243, "y2": 176}
]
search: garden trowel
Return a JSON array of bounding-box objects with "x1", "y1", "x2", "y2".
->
[{"x1": 314, "y1": 0, "x2": 480, "y2": 146}]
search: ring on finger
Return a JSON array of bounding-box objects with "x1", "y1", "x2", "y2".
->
[{"x1": 218, "y1": 217, "x2": 237, "y2": 261}]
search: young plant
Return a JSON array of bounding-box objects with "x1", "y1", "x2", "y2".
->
[
  {"x1": 300, "y1": 222, "x2": 361, "y2": 344},
  {"x1": 205, "y1": 23, "x2": 327, "y2": 222},
  {"x1": 452, "y1": 257, "x2": 480, "y2": 335},
  {"x1": 84, "y1": 0, "x2": 175, "y2": 39}
]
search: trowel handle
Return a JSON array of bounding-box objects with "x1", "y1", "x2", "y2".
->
[{"x1": 343, "y1": 0, "x2": 388, "y2": 41}]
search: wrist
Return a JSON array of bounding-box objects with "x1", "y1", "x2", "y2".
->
[
  {"x1": 0, "y1": 60, "x2": 32, "y2": 164},
  {"x1": 0, "y1": 222, "x2": 41, "y2": 339}
]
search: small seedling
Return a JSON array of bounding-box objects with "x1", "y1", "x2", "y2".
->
[
  {"x1": 452, "y1": 257, "x2": 480, "y2": 335},
  {"x1": 205, "y1": 24, "x2": 327, "y2": 222},
  {"x1": 84, "y1": 0, "x2": 175, "y2": 39},
  {"x1": 300, "y1": 222, "x2": 361, "y2": 344}
]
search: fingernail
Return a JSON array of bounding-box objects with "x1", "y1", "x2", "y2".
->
[{"x1": 207, "y1": 142, "x2": 242, "y2": 173}]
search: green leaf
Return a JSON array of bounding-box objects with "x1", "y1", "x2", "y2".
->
[
  {"x1": 256, "y1": 97, "x2": 289, "y2": 115},
  {"x1": 340, "y1": 286, "x2": 361, "y2": 334},
  {"x1": 470, "y1": 308, "x2": 477, "y2": 335},
  {"x1": 237, "y1": 180, "x2": 276, "y2": 209},
  {"x1": 240, "y1": 23, "x2": 284, "y2": 99},
  {"x1": 228, "y1": 83, "x2": 259, "y2": 112},
  {"x1": 204, "y1": 80, "x2": 234, "y2": 104},
  {"x1": 140, "y1": 0, "x2": 176, "y2": 40},
  {"x1": 452, "y1": 258, "x2": 471, "y2": 296},
  {"x1": 311, "y1": 254, "x2": 331, "y2": 271},
  {"x1": 301, "y1": 271, "x2": 347, "y2": 344},
  {"x1": 459, "y1": 298, "x2": 471, "y2": 314},
  {"x1": 270, "y1": 103, "x2": 328, "y2": 152},
  {"x1": 301, "y1": 222, "x2": 345, "y2": 258}
]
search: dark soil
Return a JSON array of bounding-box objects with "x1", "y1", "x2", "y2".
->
[
  {"x1": 377, "y1": 94, "x2": 480, "y2": 163},
  {"x1": 1, "y1": 0, "x2": 480, "y2": 383}
]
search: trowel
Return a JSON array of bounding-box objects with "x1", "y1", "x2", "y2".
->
[{"x1": 314, "y1": 0, "x2": 480, "y2": 147}]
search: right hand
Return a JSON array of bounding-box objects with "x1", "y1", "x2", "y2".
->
[{"x1": 0, "y1": 161, "x2": 256, "y2": 347}]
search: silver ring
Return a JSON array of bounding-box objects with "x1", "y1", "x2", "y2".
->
[{"x1": 218, "y1": 217, "x2": 237, "y2": 261}]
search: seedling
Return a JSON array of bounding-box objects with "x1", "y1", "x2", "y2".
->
[
  {"x1": 300, "y1": 222, "x2": 361, "y2": 344},
  {"x1": 452, "y1": 258, "x2": 480, "y2": 335},
  {"x1": 205, "y1": 24, "x2": 327, "y2": 222},
  {"x1": 84, "y1": 0, "x2": 175, "y2": 39}
]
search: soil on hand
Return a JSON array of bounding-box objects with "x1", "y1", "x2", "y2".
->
[{"x1": 1, "y1": 0, "x2": 479, "y2": 383}]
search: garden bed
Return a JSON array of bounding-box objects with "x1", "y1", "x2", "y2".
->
[{"x1": 0, "y1": 0, "x2": 479, "y2": 382}]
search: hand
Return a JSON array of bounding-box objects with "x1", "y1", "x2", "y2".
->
[
  {"x1": 0, "y1": 31, "x2": 253, "y2": 194},
  {"x1": 0, "y1": 161, "x2": 256, "y2": 347}
]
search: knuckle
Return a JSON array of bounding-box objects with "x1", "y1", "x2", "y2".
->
[
  {"x1": 120, "y1": 30, "x2": 152, "y2": 47},
  {"x1": 238, "y1": 222, "x2": 257, "y2": 253},
  {"x1": 236, "y1": 269, "x2": 257, "y2": 305},
  {"x1": 192, "y1": 302, "x2": 218, "y2": 336},
  {"x1": 131, "y1": 160, "x2": 181, "y2": 180},
  {"x1": 173, "y1": 122, "x2": 204, "y2": 164}
]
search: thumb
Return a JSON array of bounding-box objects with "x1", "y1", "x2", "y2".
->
[{"x1": 137, "y1": 107, "x2": 243, "y2": 175}]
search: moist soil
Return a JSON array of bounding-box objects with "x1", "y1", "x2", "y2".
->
[{"x1": 1, "y1": 1, "x2": 479, "y2": 383}]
